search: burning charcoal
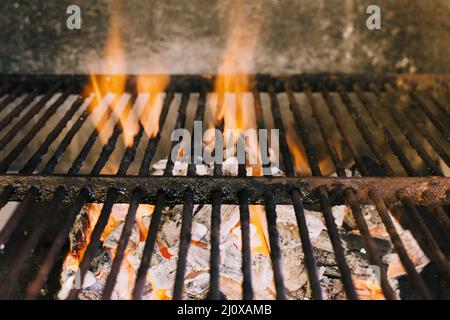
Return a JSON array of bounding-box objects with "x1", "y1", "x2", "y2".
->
[
  {"x1": 69, "y1": 206, "x2": 93, "y2": 258},
  {"x1": 184, "y1": 272, "x2": 210, "y2": 299},
  {"x1": 219, "y1": 277, "x2": 243, "y2": 300},
  {"x1": 148, "y1": 257, "x2": 177, "y2": 298},
  {"x1": 321, "y1": 277, "x2": 346, "y2": 300},
  {"x1": 220, "y1": 205, "x2": 240, "y2": 243},
  {"x1": 172, "y1": 161, "x2": 188, "y2": 176},
  {"x1": 222, "y1": 157, "x2": 239, "y2": 176},
  {"x1": 191, "y1": 205, "x2": 212, "y2": 241},
  {"x1": 276, "y1": 205, "x2": 325, "y2": 243},
  {"x1": 186, "y1": 244, "x2": 210, "y2": 272},
  {"x1": 152, "y1": 160, "x2": 167, "y2": 170},
  {"x1": 384, "y1": 214, "x2": 429, "y2": 277},
  {"x1": 195, "y1": 164, "x2": 212, "y2": 176},
  {"x1": 269, "y1": 166, "x2": 285, "y2": 176},
  {"x1": 219, "y1": 243, "x2": 243, "y2": 283},
  {"x1": 58, "y1": 270, "x2": 97, "y2": 300},
  {"x1": 251, "y1": 254, "x2": 276, "y2": 298},
  {"x1": 331, "y1": 206, "x2": 348, "y2": 229},
  {"x1": 191, "y1": 222, "x2": 208, "y2": 242}
]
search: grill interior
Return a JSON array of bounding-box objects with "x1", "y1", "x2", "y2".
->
[{"x1": 0, "y1": 74, "x2": 449, "y2": 300}]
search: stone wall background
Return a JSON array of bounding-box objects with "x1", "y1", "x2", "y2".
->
[{"x1": 0, "y1": 0, "x2": 449, "y2": 74}]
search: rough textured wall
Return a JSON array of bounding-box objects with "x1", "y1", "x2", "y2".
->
[{"x1": 0, "y1": 0, "x2": 449, "y2": 74}]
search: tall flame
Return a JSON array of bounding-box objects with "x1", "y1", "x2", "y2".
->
[
  {"x1": 286, "y1": 127, "x2": 312, "y2": 176},
  {"x1": 212, "y1": 0, "x2": 263, "y2": 176},
  {"x1": 214, "y1": 1, "x2": 260, "y2": 131},
  {"x1": 213, "y1": 1, "x2": 270, "y2": 260},
  {"x1": 137, "y1": 74, "x2": 170, "y2": 139},
  {"x1": 84, "y1": 2, "x2": 169, "y2": 148}
]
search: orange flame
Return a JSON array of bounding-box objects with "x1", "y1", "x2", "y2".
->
[
  {"x1": 84, "y1": 3, "x2": 169, "y2": 148},
  {"x1": 214, "y1": 1, "x2": 260, "y2": 130},
  {"x1": 212, "y1": 1, "x2": 270, "y2": 259},
  {"x1": 354, "y1": 279, "x2": 385, "y2": 300},
  {"x1": 84, "y1": 1, "x2": 128, "y2": 146},
  {"x1": 137, "y1": 74, "x2": 170, "y2": 139},
  {"x1": 285, "y1": 128, "x2": 312, "y2": 176},
  {"x1": 249, "y1": 206, "x2": 270, "y2": 257},
  {"x1": 211, "y1": 0, "x2": 262, "y2": 175}
]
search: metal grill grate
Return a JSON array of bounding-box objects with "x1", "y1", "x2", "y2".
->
[{"x1": 0, "y1": 74, "x2": 449, "y2": 300}]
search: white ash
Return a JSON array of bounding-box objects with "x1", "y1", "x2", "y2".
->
[{"x1": 58, "y1": 158, "x2": 430, "y2": 300}]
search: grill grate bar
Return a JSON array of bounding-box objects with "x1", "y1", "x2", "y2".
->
[
  {"x1": 0, "y1": 83, "x2": 12, "y2": 99},
  {"x1": 408, "y1": 88, "x2": 450, "y2": 143},
  {"x1": 401, "y1": 198, "x2": 450, "y2": 285},
  {"x1": 163, "y1": 90, "x2": 190, "y2": 176},
  {"x1": 381, "y1": 84, "x2": 443, "y2": 175},
  {"x1": 238, "y1": 188, "x2": 253, "y2": 300},
  {"x1": 253, "y1": 88, "x2": 287, "y2": 300},
  {"x1": 173, "y1": 86, "x2": 206, "y2": 299},
  {"x1": 208, "y1": 189, "x2": 222, "y2": 300},
  {"x1": 67, "y1": 93, "x2": 123, "y2": 175},
  {"x1": 270, "y1": 85, "x2": 324, "y2": 298},
  {"x1": 353, "y1": 84, "x2": 417, "y2": 176},
  {"x1": 187, "y1": 86, "x2": 206, "y2": 176},
  {"x1": 136, "y1": 88, "x2": 192, "y2": 299},
  {"x1": 91, "y1": 92, "x2": 138, "y2": 175},
  {"x1": 138, "y1": 88, "x2": 175, "y2": 176},
  {"x1": 425, "y1": 90, "x2": 450, "y2": 121},
  {"x1": 67, "y1": 188, "x2": 119, "y2": 300},
  {"x1": 301, "y1": 84, "x2": 360, "y2": 299},
  {"x1": 118, "y1": 89, "x2": 172, "y2": 176},
  {"x1": 354, "y1": 83, "x2": 449, "y2": 294},
  {"x1": 172, "y1": 190, "x2": 195, "y2": 300},
  {"x1": 285, "y1": 82, "x2": 321, "y2": 176},
  {"x1": 0, "y1": 185, "x2": 14, "y2": 211},
  {"x1": 264, "y1": 191, "x2": 286, "y2": 300},
  {"x1": 321, "y1": 86, "x2": 368, "y2": 176},
  {"x1": 274, "y1": 85, "x2": 333, "y2": 298},
  {"x1": 317, "y1": 187, "x2": 358, "y2": 299},
  {"x1": 102, "y1": 188, "x2": 143, "y2": 299},
  {"x1": 345, "y1": 189, "x2": 397, "y2": 299},
  {"x1": 320, "y1": 89, "x2": 399, "y2": 298},
  {"x1": 268, "y1": 85, "x2": 295, "y2": 178},
  {"x1": 318, "y1": 82, "x2": 440, "y2": 299},
  {"x1": 430, "y1": 206, "x2": 450, "y2": 236},
  {"x1": 0, "y1": 87, "x2": 77, "y2": 173},
  {"x1": 235, "y1": 108, "x2": 252, "y2": 299},
  {"x1": 0, "y1": 89, "x2": 39, "y2": 132},
  {"x1": 304, "y1": 84, "x2": 346, "y2": 177},
  {"x1": 284, "y1": 83, "x2": 324, "y2": 299},
  {"x1": 132, "y1": 191, "x2": 166, "y2": 299},
  {"x1": 0, "y1": 85, "x2": 25, "y2": 113},
  {"x1": 0, "y1": 186, "x2": 39, "y2": 247},
  {"x1": 19, "y1": 97, "x2": 84, "y2": 174},
  {"x1": 207, "y1": 94, "x2": 225, "y2": 300},
  {"x1": 337, "y1": 83, "x2": 394, "y2": 176},
  {"x1": 25, "y1": 187, "x2": 91, "y2": 299},
  {"x1": 0, "y1": 85, "x2": 59, "y2": 153},
  {"x1": 0, "y1": 186, "x2": 67, "y2": 299},
  {"x1": 42, "y1": 100, "x2": 96, "y2": 175},
  {"x1": 370, "y1": 192, "x2": 432, "y2": 299},
  {"x1": 403, "y1": 110, "x2": 450, "y2": 168}
]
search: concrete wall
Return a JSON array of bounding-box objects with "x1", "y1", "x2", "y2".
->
[{"x1": 0, "y1": 0, "x2": 449, "y2": 74}]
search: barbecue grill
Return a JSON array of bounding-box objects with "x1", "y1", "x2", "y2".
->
[{"x1": 0, "y1": 74, "x2": 449, "y2": 300}]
